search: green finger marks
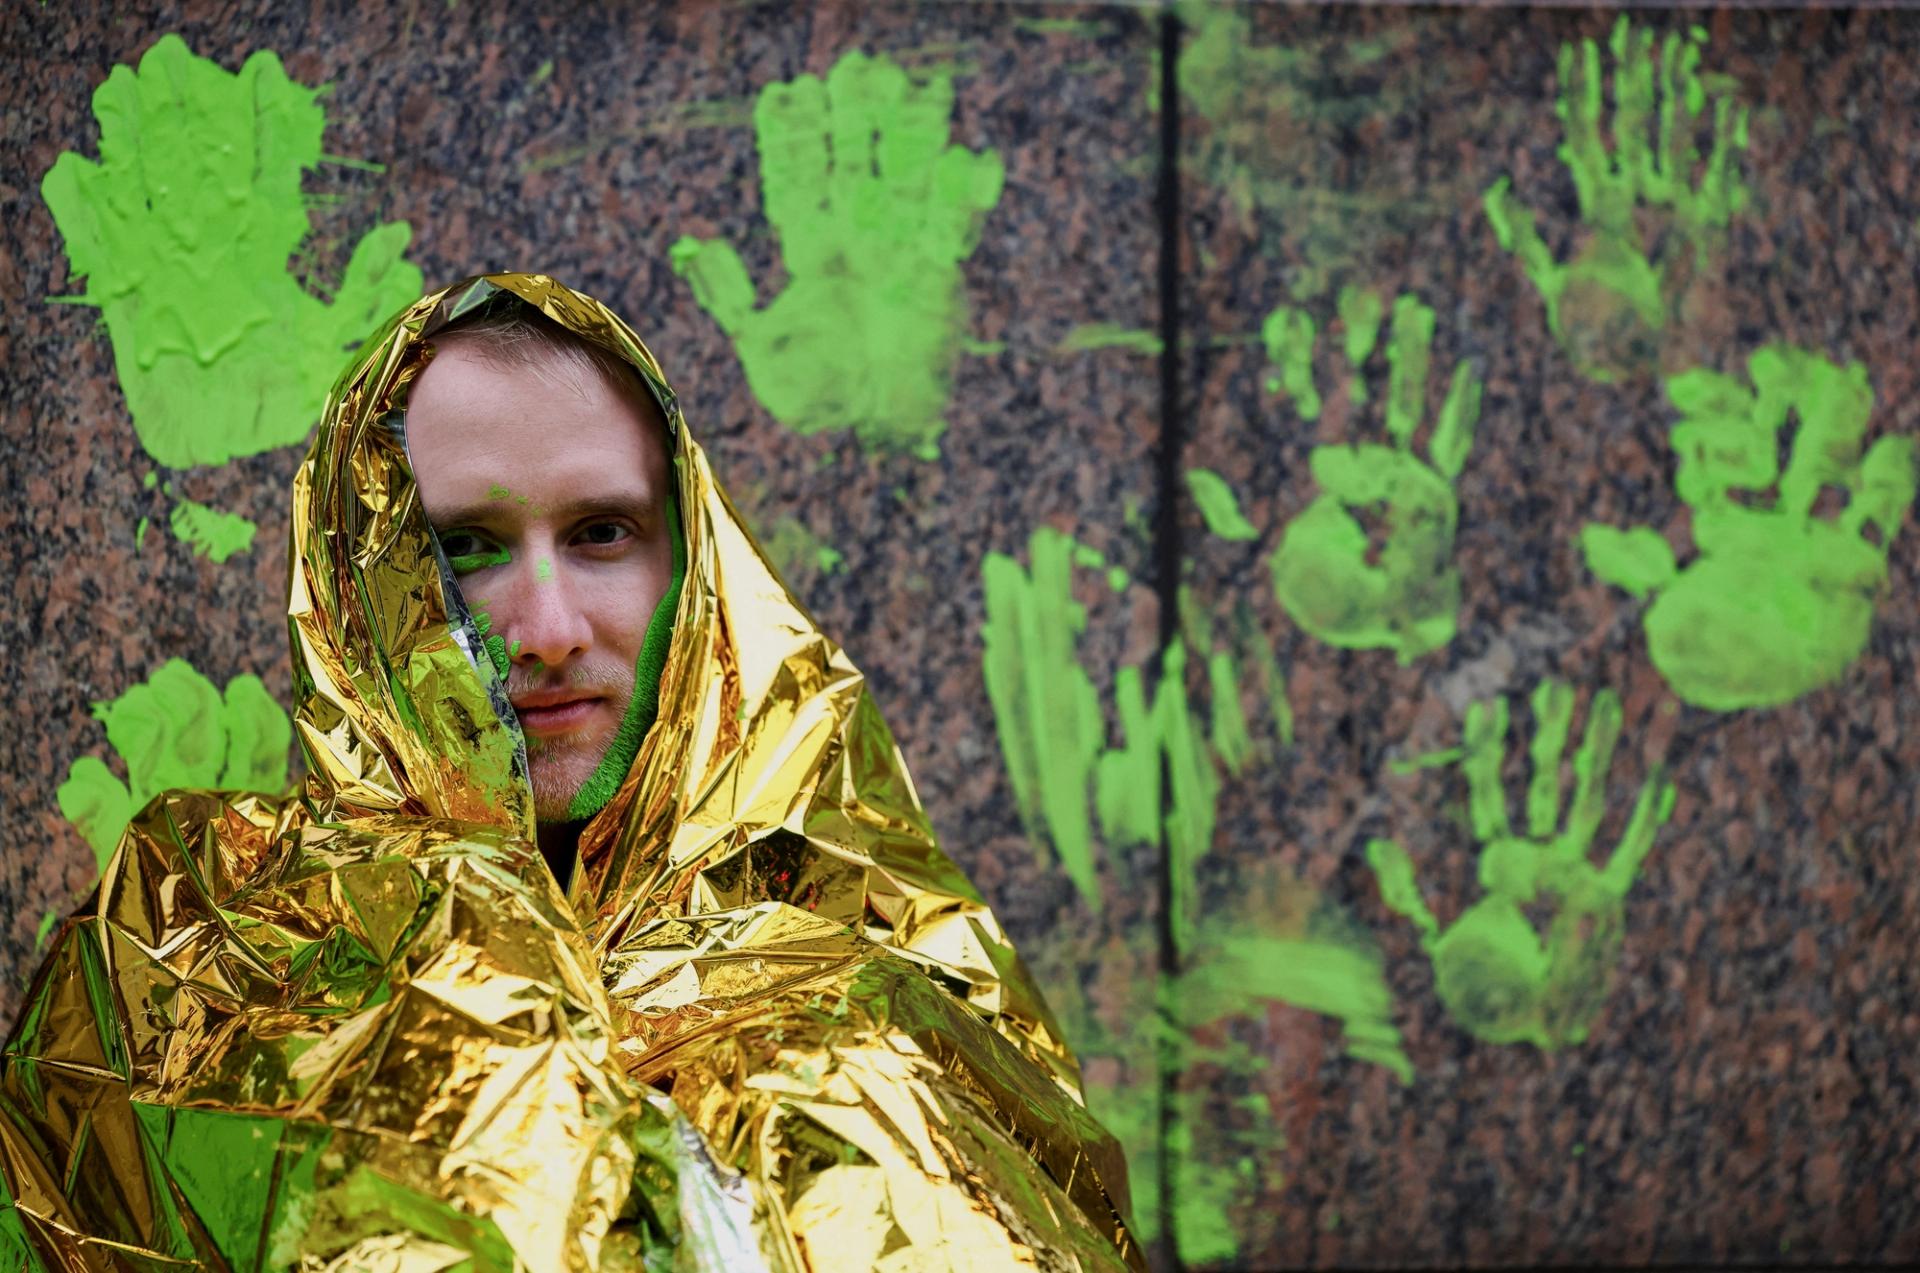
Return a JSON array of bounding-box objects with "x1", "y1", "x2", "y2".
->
[
  {"x1": 982, "y1": 528, "x2": 1107, "y2": 906},
  {"x1": 56, "y1": 659, "x2": 292, "y2": 869},
  {"x1": 1367, "y1": 680, "x2": 1677, "y2": 1049},
  {"x1": 1268, "y1": 292, "x2": 1482, "y2": 662},
  {"x1": 169, "y1": 498, "x2": 257, "y2": 563},
  {"x1": 671, "y1": 50, "x2": 1004, "y2": 459},
  {"x1": 1261, "y1": 305, "x2": 1320, "y2": 420},
  {"x1": 1582, "y1": 345, "x2": 1917, "y2": 709},
  {"x1": 1337, "y1": 285, "x2": 1384, "y2": 403},
  {"x1": 41, "y1": 35, "x2": 423, "y2": 468},
  {"x1": 1484, "y1": 17, "x2": 1749, "y2": 382},
  {"x1": 1184, "y1": 468, "x2": 1259, "y2": 542}
]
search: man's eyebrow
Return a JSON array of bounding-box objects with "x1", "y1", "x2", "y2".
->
[{"x1": 427, "y1": 491, "x2": 663, "y2": 530}]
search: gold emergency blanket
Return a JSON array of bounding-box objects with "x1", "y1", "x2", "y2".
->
[{"x1": 0, "y1": 274, "x2": 1140, "y2": 1271}]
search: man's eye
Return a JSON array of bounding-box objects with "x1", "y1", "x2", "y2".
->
[
  {"x1": 578, "y1": 522, "x2": 632, "y2": 548},
  {"x1": 442, "y1": 532, "x2": 510, "y2": 572}
]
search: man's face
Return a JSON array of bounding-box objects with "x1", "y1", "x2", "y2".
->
[{"x1": 407, "y1": 342, "x2": 675, "y2": 822}]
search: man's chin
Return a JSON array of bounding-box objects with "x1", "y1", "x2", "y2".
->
[{"x1": 528, "y1": 751, "x2": 601, "y2": 824}]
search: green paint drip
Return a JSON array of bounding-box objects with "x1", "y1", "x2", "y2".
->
[
  {"x1": 57, "y1": 658, "x2": 290, "y2": 869},
  {"x1": 1056, "y1": 323, "x2": 1164, "y2": 357},
  {"x1": 41, "y1": 35, "x2": 423, "y2": 468},
  {"x1": 1337, "y1": 285, "x2": 1383, "y2": 403},
  {"x1": 1367, "y1": 679, "x2": 1678, "y2": 1049},
  {"x1": 1582, "y1": 345, "x2": 1916, "y2": 709},
  {"x1": 1270, "y1": 292, "x2": 1481, "y2": 662},
  {"x1": 982, "y1": 528, "x2": 1107, "y2": 907},
  {"x1": 1185, "y1": 468, "x2": 1260, "y2": 542},
  {"x1": 671, "y1": 50, "x2": 1004, "y2": 459},
  {"x1": 1261, "y1": 304, "x2": 1320, "y2": 419},
  {"x1": 1483, "y1": 17, "x2": 1750, "y2": 382},
  {"x1": 169, "y1": 498, "x2": 257, "y2": 563}
]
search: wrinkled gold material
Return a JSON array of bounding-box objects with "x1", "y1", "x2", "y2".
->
[{"x1": 1, "y1": 274, "x2": 1140, "y2": 1271}]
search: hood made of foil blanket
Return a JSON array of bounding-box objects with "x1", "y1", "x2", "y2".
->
[{"x1": 0, "y1": 273, "x2": 1140, "y2": 1272}]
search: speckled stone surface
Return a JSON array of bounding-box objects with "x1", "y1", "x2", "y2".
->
[
  {"x1": 1174, "y1": 4, "x2": 1920, "y2": 1268},
  {"x1": 4, "y1": 2, "x2": 1919, "y2": 1269}
]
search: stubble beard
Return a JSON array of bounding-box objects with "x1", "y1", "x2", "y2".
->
[{"x1": 522, "y1": 672, "x2": 635, "y2": 825}]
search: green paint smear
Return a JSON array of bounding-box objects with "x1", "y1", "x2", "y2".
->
[
  {"x1": 56, "y1": 658, "x2": 291, "y2": 869},
  {"x1": 1261, "y1": 304, "x2": 1320, "y2": 419},
  {"x1": 1337, "y1": 284, "x2": 1384, "y2": 406},
  {"x1": 1056, "y1": 323, "x2": 1165, "y2": 357},
  {"x1": 1366, "y1": 678, "x2": 1678, "y2": 1048},
  {"x1": 1270, "y1": 292, "x2": 1481, "y2": 662},
  {"x1": 1582, "y1": 344, "x2": 1915, "y2": 709},
  {"x1": 761, "y1": 514, "x2": 845, "y2": 581},
  {"x1": 169, "y1": 497, "x2": 257, "y2": 563},
  {"x1": 134, "y1": 515, "x2": 150, "y2": 549},
  {"x1": 41, "y1": 35, "x2": 424, "y2": 468},
  {"x1": 671, "y1": 50, "x2": 1004, "y2": 459},
  {"x1": 1483, "y1": 16, "x2": 1750, "y2": 382},
  {"x1": 1185, "y1": 467, "x2": 1259, "y2": 542}
]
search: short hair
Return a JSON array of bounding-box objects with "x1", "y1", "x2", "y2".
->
[{"x1": 427, "y1": 298, "x2": 668, "y2": 432}]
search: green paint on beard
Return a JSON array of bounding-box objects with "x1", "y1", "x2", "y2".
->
[{"x1": 563, "y1": 485, "x2": 685, "y2": 821}]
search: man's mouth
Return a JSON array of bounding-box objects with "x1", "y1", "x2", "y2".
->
[{"x1": 511, "y1": 693, "x2": 604, "y2": 735}]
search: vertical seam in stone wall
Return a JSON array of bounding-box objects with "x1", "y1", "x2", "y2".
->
[{"x1": 1152, "y1": 5, "x2": 1184, "y2": 1264}]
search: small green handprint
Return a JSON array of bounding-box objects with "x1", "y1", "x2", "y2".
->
[
  {"x1": 1267, "y1": 293, "x2": 1482, "y2": 663},
  {"x1": 41, "y1": 34, "x2": 422, "y2": 468},
  {"x1": 56, "y1": 659, "x2": 291, "y2": 869},
  {"x1": 1484, "y1": 17, "x2": 1749, "y2": 382},
  {"x1": 1582, "y1": 346, "x2": 1916, "y2": 711},
  {"x1": 670, "y1": 50, "x2": 1005, "y2": 459},
  {"x1": 1367, "y1": 680, "x2": 1676, "y2": 1049}
]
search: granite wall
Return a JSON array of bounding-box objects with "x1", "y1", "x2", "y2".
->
[{"x1": 2, "y1": 1, "x2": 1916, "y2": 1267}]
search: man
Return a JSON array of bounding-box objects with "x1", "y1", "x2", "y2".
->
[{"x1": 0, "y1": 274, "x2": 1140, "y2": 1271}]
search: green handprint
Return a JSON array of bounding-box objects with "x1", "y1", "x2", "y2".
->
[
  {"x1": 56, "y1": 659, "x2": 291, "y2": 869},
  {"x1": 1484, "y1": 17, "x2": 1749, "y2": 382},
  {"x1": 1367, "y1": 680, "x2": 1676, "y2": 1049},
  {"x1": 1267, "y1": 293, "x2": 1482, "y2": 663},
  {"x1": 1582, "y1": 346, "x2": 1916, "y2": 711},
  {"x1": 670, "y1": 50, "x2": 1005, "y2": 460},
  {"x1": 42, "y1": 34, "x2": 422, "y2": 469}
]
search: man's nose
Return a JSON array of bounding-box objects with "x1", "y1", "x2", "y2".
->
[{"x1": 502, "y1": 560, "x2": 591, "y2": 670}]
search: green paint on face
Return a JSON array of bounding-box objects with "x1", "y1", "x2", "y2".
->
[
  {"x1": 56, "y1": 659, "x2": 291, "y2": 869},
  {"x1": 1337, "y1": 285, "x2": 1383, "y2": 403},
  {"x1": 1269, "y1": 292, "x2": 1482, "y2": 662},
  {"x1": 670, "y1": 50, "x2": 1004, "y2": 459},
  {"x1": 1582, "y1": 345, "x2": 1916, "y2": 709},
  {"x1": 40, "y1": 35, "x2": 423, "y2": 468},
  {"x1": 1055, "y1": 323, "x2": 1165, "y2": 357},
  {"x1": 168, "y1": 498, "x2": 257, "y2": 563},
  {"x1": 982, "y1": 528, "x2": 1107, "y2": 907},
  {"x1": 1185, "y1": 468, "x2": 1259, "y2": 542},
  {"x1": 1260, "y1": 305, "x2": 1320, "y2": 420},
  {"x1": 1483, "y1": 17, "x2": 1749, "y2": 382},
  {"x1": 535, "y1": 557, "x2": 553, "y2": 582},
  {"x1": 1365, "y1": 679, "x2": 1678, "y2": 1049}
]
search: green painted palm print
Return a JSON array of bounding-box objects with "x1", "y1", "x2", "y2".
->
[
  {"x1": 42, "y1": 35, "x2": 422, "y2": 469},
  {"x1": 672, "y1": 50, "x2": 1004, "y2": 459},
  {"x1": 1484, "y1": 17, "x2": 1750, "y2": 382},
  {"x1": 56, "y1": 659, "x2": 291, "y2": 869},
  {"x1": 1582, "y1": 345, "x2": 1915, "y2": 710},
  {"x1": 1266, "y1": 292, "x2": 1483, "y2": 663},
  {"x1": 1367, "y1": 679, "x2": 1676, "y2": 1049}
]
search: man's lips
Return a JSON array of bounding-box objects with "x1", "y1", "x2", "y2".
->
[{"x1": 511, "y1": 694, "x2": 604, "y2": 733}]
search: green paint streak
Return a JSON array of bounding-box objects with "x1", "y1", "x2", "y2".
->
[
  {"x1": 1337, "y1": 284, "x2": 1383, "y2": 403},
  {"x1": 671, "y1": 50, "x2": 1004, "y2": 459},
  {"x1": 1234, "y1": 606, "x2": 1294, "y2": 751},
  {"x1": 169, "y1": 498, "x2": 257, "y2": 563},
  {"x1": 1269, "y1": 292, "x2": 1482, "y2": 662},
  {"x1": 1056, "y1": 323, "x2": 1164, "y2": 357},
  {"x1": 41, "y1": 35, "x2": 423, "y2": 468},
  {"x1": 1366, "y1": 679, "x2": 1678, "y2": 1049},
  {"x1": 56, "y1": 659, "x2": 291, "y2": 869},
  {"x1": 761, "y1": 515, "x2": 846, "y2": 582},
  {"x1": 34, "y1": 910, "x2": 58, "y2": 952},
  {"x1": 1206, "y1": 650, "x2": 1251, "y2": 775},
  {"x1": 1582, "y1": 345, "x2": 1916, "y2": 709},
  {"x1": 982, "y1": 528, "x2": 1106, "y2": 907},
  {"x1": 134, "y1": 515, "x2": 150, "y2": 549},
  {"x1": 1484, "y1": 17, "x2": 1750, "y2": 382},
  {"x1": 1261, "y1": 304, "x2": 1320, "y2": 419},
  {"x1": 1159, "y1": 640, "x2": 1219, "y2": 955},
  {"x1": 1185, "y1": 468, "x2": 1260, "y2": 542}
]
